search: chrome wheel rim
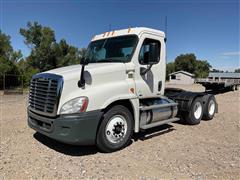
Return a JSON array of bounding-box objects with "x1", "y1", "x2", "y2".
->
[
  {"x1": 105, "y1": 115, "x2": 127, "y2": 144},
  {"x1": 194, "y1": 102, "x2": 202, "y2": 119},
  {"x1": 208, "y1": 100, "x2": 215, "y2": 116}
]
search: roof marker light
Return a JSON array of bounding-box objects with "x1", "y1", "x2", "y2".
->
[
  {"x1": 107, "y1": 31, "x2": 110, "y2": 36},
  {"x1": 111, "y1": 30, "x2": 115, "y2": 36}
]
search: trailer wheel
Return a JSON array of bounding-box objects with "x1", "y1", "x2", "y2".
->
[
  {"x1": 203, "y1": 96, "x2": 216, "y2": 120},
  {"x1": 96, "y1": 105, "x2": 133, "y2": 153},
  {"x1": 183, "y1": 97, "x2": 203, "y2": 125},
  {"x1": 235, "y1": 85, "x2": 239, "y2": 91}
]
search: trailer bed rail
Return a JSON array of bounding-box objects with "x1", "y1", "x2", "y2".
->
[{"x1": 195, "y1": 78, "x2": 240, "y2": 91}]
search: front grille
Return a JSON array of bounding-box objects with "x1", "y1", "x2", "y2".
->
[{"x1": 29, "y1": 73, "x2": 63, "y2": 117}]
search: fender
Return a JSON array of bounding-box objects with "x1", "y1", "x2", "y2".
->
[
  {"x1": 165, "y1": 88, "x2": 205, "y2": 111},
  {"x1": 102, "y1": 97, "x2": 140, "y2": 133}
]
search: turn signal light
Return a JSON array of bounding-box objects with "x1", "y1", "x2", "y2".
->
[{"x1": 130, "y1": 88, "x2": 135, "y2": 93}]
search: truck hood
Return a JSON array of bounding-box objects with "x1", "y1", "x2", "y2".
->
[
  {"x1": 46, "y1": 63, "x2": 126, "y2": 82},
  {"x1": 45, "y1": 63, "x2": 129, "y2": 113}
]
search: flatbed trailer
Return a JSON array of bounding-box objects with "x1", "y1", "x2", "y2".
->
[{"x1": 196, "y1": 78, "x2": 240, "y2": 91}]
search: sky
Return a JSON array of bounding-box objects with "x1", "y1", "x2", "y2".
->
[{"x1": 1, "y1": 0, "x2": 239, "y2": 71}]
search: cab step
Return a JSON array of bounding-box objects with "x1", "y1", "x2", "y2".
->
[{"x1": 140, "y1": 117, "x2": 180, "y2": 130}]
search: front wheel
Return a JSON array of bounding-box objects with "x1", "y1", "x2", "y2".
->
[{"x1": 96, "y1": 105, "x2": 133, "y2": 153}]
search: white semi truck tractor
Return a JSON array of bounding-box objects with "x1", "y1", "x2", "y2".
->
[{"x1": 28, "y1": 27, "x2": 217, "y2": 152}]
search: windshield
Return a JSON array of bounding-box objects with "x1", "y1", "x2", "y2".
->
[{"x1": 84, "y1": 35, "x2": 138, "y2": 63}]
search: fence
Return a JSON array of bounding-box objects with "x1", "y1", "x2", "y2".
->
[
  {"x1": 0, "y1": 76, "x2": 3, "y2": 90},
  {"x1": 1, "y1": 74, "x2": 24, "y2": 95}
]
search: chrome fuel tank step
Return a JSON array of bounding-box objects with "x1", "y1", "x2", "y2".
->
[{"x1": 140, "y1": 117, "x2": 179, "y2": 130}]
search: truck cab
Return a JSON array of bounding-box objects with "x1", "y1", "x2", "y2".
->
[{"x1": 28, "y1": 27, "x2": 217, "y2": 152}]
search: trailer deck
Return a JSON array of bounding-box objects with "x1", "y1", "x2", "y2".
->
[{"x1": 196, "y1": 78, "x2": 240, "y2": 91}]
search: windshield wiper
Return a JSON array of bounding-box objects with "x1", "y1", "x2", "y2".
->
[
  {"x1": 96, "y1": 58, "x2": 124, "y2": 63},
  {"x1": 96, "y1": 59, "x2": 114, "y2": 63}
]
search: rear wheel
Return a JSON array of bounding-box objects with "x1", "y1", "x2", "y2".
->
[
  {"x1": 183, "y1": 97, "x2": 203, "y2": 125},
  {"x1": 235, "y1": 85, "x2": 239, "y2": 91},
  {"x1": 203, "y1": 96, "x2": 216, "y2": 120},
  {"x1": 96, "y1": 105, "x2": 133, "y2": 153}
]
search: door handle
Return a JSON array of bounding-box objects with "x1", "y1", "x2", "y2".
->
[
  {"x1": 158, "y1": 81, "x2": 162, "y2": 91},
  {"x1": 126, "y1": 70, "x2": 134, "y2": 79},
  {"x1": 126, "y1": 69, "x2": 135, "y2": 73}
]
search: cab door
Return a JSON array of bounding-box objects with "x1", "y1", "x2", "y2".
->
[{"x1": 134, "y1": 33, "x2": 165, "y2": 98}]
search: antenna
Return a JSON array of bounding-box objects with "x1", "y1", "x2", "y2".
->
[
  {"x1": 165, "y1": 16, "x2": 168, "y2": 62},
  {"x1": 165, "y1": 16, "x2": 168, "y2": 41}
]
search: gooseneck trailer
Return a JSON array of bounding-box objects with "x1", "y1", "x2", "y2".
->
[{"x1": 28, "y1": 27, "x2": 217, "y2": 152}]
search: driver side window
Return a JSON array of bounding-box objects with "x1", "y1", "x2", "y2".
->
[
  {"x1": 94, "y1": 47, "x2": 106, "y2": 60},
  {"x1": 139, "y1": 38, "x2": 160, "y2": 65}
]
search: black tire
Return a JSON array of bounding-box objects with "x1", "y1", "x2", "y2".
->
[
  {"x1": 203, "y1": 96, "x2": 216, "y2": 120},
  {"x1": 183, "y1": 97, "x2": 203, "y2": 125},
  {"x1": 96, "y1": 105, "x2": 133, "y2": 153},
  {"x1": 235, "y1": 85, "x2": 239, "y2": 91}
]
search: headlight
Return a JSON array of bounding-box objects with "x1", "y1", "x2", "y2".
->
[{"x1": 60, "y1": 97, "x2": 88, "y2": 114}]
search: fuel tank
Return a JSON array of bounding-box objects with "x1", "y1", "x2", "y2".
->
[{"x1": 140, "y1": 97, "x2": 178, "y2": 126}]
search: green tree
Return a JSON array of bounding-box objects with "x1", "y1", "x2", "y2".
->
[
  {"x1": 211, "y1": 69, "x2": 224, "y2": 73},
  {"x1": 194, "y1": 60, "x2": 212, "y2": 78},
  {"x1": 166, "y1": 62, "x2": 175, "y2": 80},
  {"x1": 173, "y1": 53, "x2": 211, "y2": 78},
  {"x1": 20, "y1": 21, "x2": 82, "y2": 72},
  {"x1": 234, "y1": 68, "x2": 240, "y2": 73},
  {"x1": 17, "y1": 59, "x2": 38, "y2": 86},
  {"x1": 174, "y1": 53, "x2": 196, "y2": 74},
  {"x1": 0, "y1": 30, "x2": 22, "y2": 76},
  {"x1": 0, "y1": 30, "x2": 24, "y2": 89}
]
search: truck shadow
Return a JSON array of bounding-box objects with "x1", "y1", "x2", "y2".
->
[
  {"x1": 33, "y1": 132, "x2": 98, "y2": 156},
  {"x1": 33, "y1": 125, "x2": 174, "y2": 155},
  {"x1": 133, "y1": 124, "x2": 175, "y2": 141},
  {"x1": 34, "y1": 132, "x2": 134, "y2": 155}
]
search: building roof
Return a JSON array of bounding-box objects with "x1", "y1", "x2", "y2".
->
[
  {"x1": 92, "y1": 27, "x2": 165, "y2": 41},
  {"x1": 209, "y1": 72, "x2": 240, "y2": 78},
  {"x1": 169, "y1": 71, "x2": 195, "y2": 77}
]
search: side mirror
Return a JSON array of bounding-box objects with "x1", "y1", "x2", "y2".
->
[
  {"x1": 78, "y1": 57, "x2": 89, "y2": 88},
  {"x1": 148, "y1": 43, "x2": 159, "y2": 65}
]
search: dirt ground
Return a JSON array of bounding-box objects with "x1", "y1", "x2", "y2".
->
[{"x1": 0, "y1": 84, "x2": 239, "y2": 179}]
